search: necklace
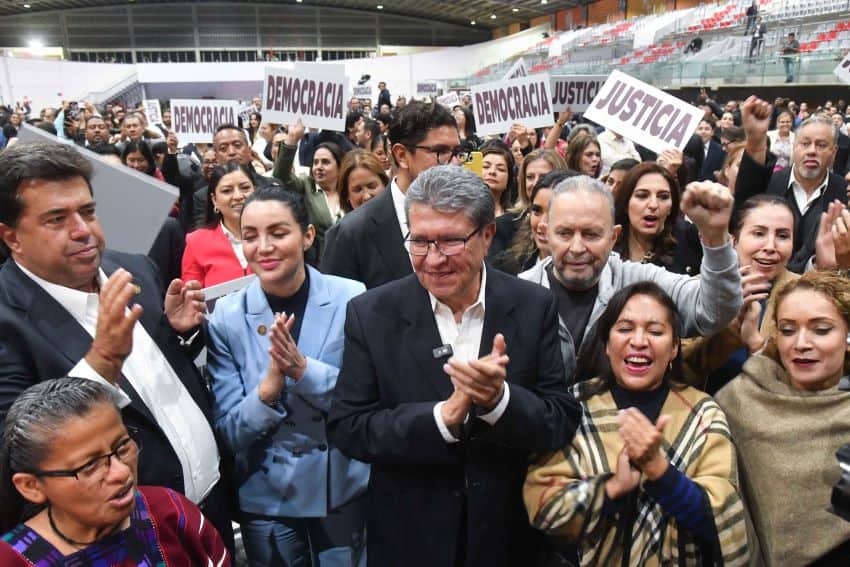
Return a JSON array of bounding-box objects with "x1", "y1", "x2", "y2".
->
[{"x1": 47, "y1": 505, "x2": 105, "y2": 548}]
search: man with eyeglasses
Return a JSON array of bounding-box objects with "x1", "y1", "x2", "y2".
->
[
  {"x1": 735, "y1": 96, "x2": 848, "y2": 272},
  {"x1": 329, "y1": 165, "x2": 580, "y2": 567},
  {"x1": 322, "y1": 101, "x2": 467, "y2": 288}
]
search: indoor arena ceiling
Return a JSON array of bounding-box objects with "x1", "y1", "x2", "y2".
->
[{"x1": 0, "y1": 0, "x2": 580, "y2": 28}]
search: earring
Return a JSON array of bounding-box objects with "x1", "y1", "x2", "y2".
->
[
  {"x1": 668, "y1": 361, "x2": 673, "y2": 371},
  {"x1": 213, "y1": 206, "x2": 219, "y2": 213},
  {"x1": 846, "y1": 333, "x2": 850, "y2": 346}
]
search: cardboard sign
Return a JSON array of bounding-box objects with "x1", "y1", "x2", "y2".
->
[
  {"x1": 416, "y1": 82, "x2": 438, "y2": 97},
  {"x1": 203, "y1": 274, "x2": 256, "y2": 315},
  {"x1": 18, "y1": 124, "x2": 178, "y2": 255},
  {"x1": 143, "y1": 99, "x2": 162, "y2": 125},
  {"x1": 171, "y1": 99, "x2": 239, "y2": 144},
  {"x1": 583, "y1": 70, "x2": 703, "y2": 154},
  {"x1": 834, "y1": 52, "x2": 850, "y2": 85},
  {"x1": 263, "y1": 65, "x2": 346, "y2": 131},
  {"x1": 503, "y1": 58, "x2": 528, "y2": 80},
  {"x1": 352, "y1": 85, "x2": 372, "y2": 99},
  {"x1": 550, "y1": 75, "x2": 606, "y2": 113},
  {"x1": 436, "y1": 92, "x2": 460, "y2": 108},
  {"x1": 471, "y1": 74, "x2": 553, "y2": 137}
]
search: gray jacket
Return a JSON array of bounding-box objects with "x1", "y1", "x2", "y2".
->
[{"x1": 519, "y1": 243, "x2": 742, "y2": 383}]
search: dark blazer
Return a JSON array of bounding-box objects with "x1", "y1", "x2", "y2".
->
[
  {"x1": 321, "y1": 186, "x2": 412, "y2": 289},
  {"x1": 834, "y1": 131, "x2": 850, "y2": 176},
  {"x1": 699, "y1": 140, "x2": 726, "y2": 182},
  {"x1": 0, "y1": 251, "x2": 233, "y2": 544},
  {"x1": 734, "y1": 151, "x2": 848, "y2": 272},
  {"x1": 327, "y1": 269, "x2": 581, "y2": 567}
]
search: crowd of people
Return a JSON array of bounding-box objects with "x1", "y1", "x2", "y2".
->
[{"x1": 0, "y1": 76, "x2": 850, "y2": 567}]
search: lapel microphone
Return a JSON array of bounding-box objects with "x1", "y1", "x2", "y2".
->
[{"x1": 432, "y1": 344, "x2": 453, "y2": 359}]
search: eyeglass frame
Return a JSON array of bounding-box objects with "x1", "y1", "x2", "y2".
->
[
  {"x1": 404, "y1": 226, "x2": 482, "y2": 257},
  {"x1": 406, "y1": 145, "x2": 469, "y2": 165},
  {"x1": 27, "y1": 436, "x2": 141, "y2": 482}
]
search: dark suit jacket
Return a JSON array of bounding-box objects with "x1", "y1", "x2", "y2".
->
[
  {"x1": 321, "y1": 186, "x2": 412, "y2": 289},
  {"x1": 699, "y1": 140, "x2": 726, "y2": 182},
  {"x1": 734, "y1": 151, "x2": 848, "y2": 272},
  {"x1": 327, "y1": 269, "x2": 581, "y2": 567},
  {"x1": 834, "y1": 132, "x2": 850, "y2": 176},
  {"x1": 0, "y1": 251, "x2": 233, "y2": 542}
]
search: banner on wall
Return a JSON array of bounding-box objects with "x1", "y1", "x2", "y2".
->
[
  {"x1": 352, "y1": 85, "x2": 373, "y2": 99},
  {"x1": 416, "y1": 82, "x2": 439, "y2": 98},
  {"x1": 263, "y1": 65, "x2": 346, "y2": 131},
  {"x1": 583, "y1": 70, "x2": 703, "y2": 154},
  {"x1": 171, "y1": 99, "x2": 239, "y2": 144},
  {"x1": 549, "y1": 75, "x2": 606, "y2": 113},
  {"x1": 142, "y1": 99, "x2": 162, "y2": 125},
  {"x1": 471, "y1": 74, "x2": 553, "y2": 137},
  {"x1": 502, "y1": 58, "x2": 528, "y2": 80}
]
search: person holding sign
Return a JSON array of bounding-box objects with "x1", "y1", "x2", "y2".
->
[
  {"x1": 273, "y1": 119, "x2": 345, "y2": 263},
  {"x1": 208, "y1": 186, "x2": 368, "y2": 567}
]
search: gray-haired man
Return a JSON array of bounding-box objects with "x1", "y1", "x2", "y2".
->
[{"x1": 329, "y1": 165, "x2": 580, "y2": 567}]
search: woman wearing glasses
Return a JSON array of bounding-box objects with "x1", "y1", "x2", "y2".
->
[{"x1": 0, "y1": 378, "x2": 230, "y2": 566}]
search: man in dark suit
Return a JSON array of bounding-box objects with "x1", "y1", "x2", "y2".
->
[
  {"x1": 321, "y1": 101, "x2": 462, "y2": 288},
  {"x1": 328, "y1": 166, "x2": 581, "y2": 566},
  {"x1": 734, "y1": 96, "x2": 848, "y2": 272},
  {"x1": 696, "y1": 117, "x2": 726, "y2": 182},
  {"x1": 0, "y1": 142, "x2": 233, "y2": 547}
]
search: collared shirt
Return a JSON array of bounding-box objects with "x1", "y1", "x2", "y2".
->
[
  {"x1": 390, "y1": 177, "x2": 408, "y2": 238},
  {"x1": 221, "y1": 221, "x2": 248, "y2": 269},
  {"x1": 787, "y1": 166, "x2": 828, "y2": 215},
  {"x1": 704, "y1": 141, "x2": 710, "y2": 159},
  {"x1": 18, "y1": 265, "x2": 220, "y2": 503},
  {"x1": 428, "y1": 266, "x2": 510, "y2": 443}
]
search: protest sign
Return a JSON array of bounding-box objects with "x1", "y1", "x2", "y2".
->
[
  {"x1": 237, "y1": 103, "x2": 254, "y2": 125},
  {"x1": 143, "y1": 99, "x2": 162, "y2": 125},
  {"x1": 352, "y1": 85, "x2": 372, "y2": 99},
  {"x1": 416, "y1": 82, "x2": 439, "y2": 98},
  {"x1": 18, "y1": 124, "x2": 178, "y2": 255},
  {"x1": 203, "y1": 274, "x2": 256, "y2": 315},
  {"x1": 263, "y1": 64, "x2": 346, "y2": 131},
  {"x1": 503, "y1": 58, "x2": 528, "y2": 80},
  {"x1": 471, "y1": 74, "x2": 553, "y2": 137},
  {"x1": 834, "y1": 52, "x2": 850, "y2": 85},
  {"x1": 436, "y1": 92, "x2": 460, "y2": 108},
  {"x1": 171, "y1": 99, "x2": 239, "y2": 144},
  {"x1": 550, "y1": 75, "x2": 606, "y2": 113},
  {"x1": 583, "y1": 70, "x2": 703, "y2": 154}
]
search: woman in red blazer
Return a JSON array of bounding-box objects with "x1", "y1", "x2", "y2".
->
[{"x1": 182, "y1": 162, "x2": 255, "y2": 287}]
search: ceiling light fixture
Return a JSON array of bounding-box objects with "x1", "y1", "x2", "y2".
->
[
  {"x1": 23, "y1": 3, "x2": 31, "y2": 8},
  {"x1": 377, "y1": 4, "x2": 383, "y2": 8},
  {"x1": 490, "y1": 14, "x2": 497, "y2": 19},
  {"x1": 512, "y1": 8, "x2": 519, "y2": 12},
  {"x1": 470, "y1": 20, "x2": 476, "y2": 25}
]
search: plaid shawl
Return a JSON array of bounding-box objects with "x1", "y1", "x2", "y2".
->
[{"x1": 524, "y1": 379, "x2": 749, "y2": 566}]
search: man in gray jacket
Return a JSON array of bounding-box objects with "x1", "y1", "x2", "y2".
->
[{"x1": 519, "y1": 175, "x2": 742, "y2": 383}]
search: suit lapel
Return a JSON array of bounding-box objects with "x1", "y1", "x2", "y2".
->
[
  {"x1": 368, "y1": 188, "x2": 412, "y2": 281},
  {"x1": 479, "y1": 269, "x2": 517, "y2": 361},
  {"x1": 298, "y1": 266, "x2": 332, "y2": 357},
  {"x1": 245, "y1": 279, "x2": 274, "y2": 356}
]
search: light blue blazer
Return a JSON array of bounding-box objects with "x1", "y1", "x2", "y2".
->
[{"x1": 207, "y1": 265, "x2": 369, "y2": 517}]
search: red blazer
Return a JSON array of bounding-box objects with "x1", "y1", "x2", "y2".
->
[{"x1": 182, "y1": 224, "x2": 252, "y2": 287}]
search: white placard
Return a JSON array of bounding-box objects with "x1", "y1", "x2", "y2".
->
[
  {"x1": 352, "y1": 85, "x2": 373, "y2": 99},
  {"x1": 237, "y1": 103, "x2": 254, "y2": 125},
  {"x1": 834, "y1": 52, "x2": 850, "y2": 85},
  {"x1": 503, "y1": 58, "x2": 528, "y2": 80},
  {"x1": 18, "y1": 124, "x2": 178, "y2": 255},
  {"x1": 436, "y1": 92, "x2": 460, "y2": 108},
  {"x1": 203, "y1": 274, "x2": 256, "y2": 314},
  {"x1": 263, "y1": 65, "x2": 347, "y2": 131},
  {"x1": 143, "y1": 99, "x2": 162, "y2": 125},
  {"x1": 171, "y1": 99, "x2": 239, "y2": 144},
  {"x1": 416, "y1": 82, "x2": 439, "y2": 97},
  {"x1": 550, "y1": 75, "x2": 607, "y2": 113},
  {"x1": 471, "y1": 74, "x2": 554, "y2": 137},
  {"x1": 583, "y1": 70, "x2": 703, "y2": 154}
]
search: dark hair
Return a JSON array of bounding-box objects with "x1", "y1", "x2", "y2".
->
[
  {"x1": 699, "y1": 116, "x2": 717, "y2": 131},
  {"x1": 88, "y1": 143, "x2": 121, "y2": 158},
  {"x1": 249, "y1": 112, "x2": 262, "y2": 125},
  {"x1": 387, "y1": 101, "x2": 457, "y2": 158},
  {"x1": 453, "y1": 106, "x2": 476, "y2": 140},
  {"x1": 205, "y1": 161, "x2": 256, "y2": 227},
  {"x1": 565, "y1": 133, "x2": 601, "y2": 178},
  {"x1": 150, "y1": 141, "x2": 168, "y2": 157},
  {"x1": 609, "y1": 158, "x2": 640, "y2": 173},
  {"x1": 310, "y1": 142, "x2": 344, "y2": 180},
  {"x1": 34, "y1": 121, "x2": 57, "y2": 136},
  {"x1": 345, "y1": 111, "x2": 364, "y2": 132},
  {"x1": 732, "y1": 194, "x2": 796, "y2": 239},
  {"x1": 0, "y1": 142, "x2": 93, "y2": 227},
  {"x1": 361, "y1": 118, "x2": 381, "y2": 144},
  {"x1": 120, "y1": 140, "x2": 157, "y2": 176},
  {"x1": 0, "y1": 378, "x2": 116, "y2": 532},
  {"x1": 613, "y1": 162, "x2": 681, "y2": 267},
  {"x1": 375, "y1": 112, "x2": 393, "y2": 128},
  {"x1": 719, "y1": 126, "x2": 745, "y2": 144},
  {"x1": 242, "y1": 185, "x2": 310, "y2": 233},
  {"x1": 481, "y1": 143, "x2": 517, "y2": 213},
  {"x1": 213, "y1": 123, "x2": 248, "y2": 146},
  {"x1": 581, "y1": 281, "x2": 683, "y2": 397}
]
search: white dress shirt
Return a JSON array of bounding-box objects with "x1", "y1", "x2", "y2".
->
[
  {"x1": 19, "y1": 265, "x2": 221, "y2": 503},
  {"x1": 429, "y1": 266, "x2": 510, "y2": 443},
  {"x1": 787, "y1": 166, "x2": 828, "y2": 216},
  {"x1": 221, "y1": 221, "x2": 248, "y2": 269},
  {"x1": 390, "y1": 177, "x2": 408, "y2": 238}
]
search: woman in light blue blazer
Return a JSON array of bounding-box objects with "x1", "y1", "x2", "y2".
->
[{"x1": 207, "y1": 185, "x2": 368, "y2": 567}]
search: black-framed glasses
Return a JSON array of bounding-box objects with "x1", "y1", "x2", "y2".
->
[
  {"x1": 404, "y1": 227, "x2": 481, "y2": 256},
  {"x1": 30, "y1": 437, "x2": 140, "y2": 484},
  {"x1": 407, "y1": 145, "x2": 469, "y2": 165}
]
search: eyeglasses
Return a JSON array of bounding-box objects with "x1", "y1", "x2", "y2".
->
[
  {"x1": 407, "y1": 145, "x2": 469, "y2": 165},
  {"x1": 404, "y1": 227, "x2": 481, "y2": 256},
  {"x1": 30, "y1": 437, "x2": 140, "y2": 485}
]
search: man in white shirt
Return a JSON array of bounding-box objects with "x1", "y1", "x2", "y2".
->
[
  {"x1": 0, "y1": 142, "x2": 234, "y2": 549},
  {"x1": 597, "y1": 128, "x2": 641, "y2": 175},
  {"x1": 328, "y1": 165, "x2": 580, "y2": 567}
]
